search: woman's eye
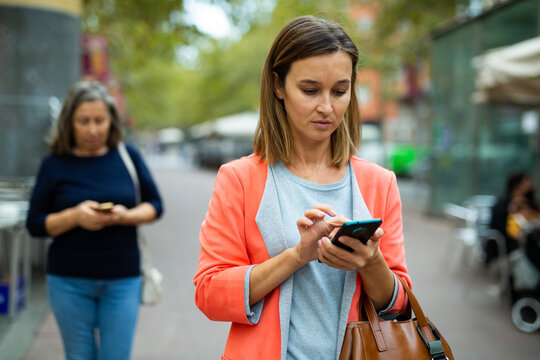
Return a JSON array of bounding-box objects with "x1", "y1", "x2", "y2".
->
[
  {"x1": 302, "y1": 88, "x2": 317, "y2": 95},
  {"x1": 333, "y1": 89, "x2": 348, "y2": 96}
]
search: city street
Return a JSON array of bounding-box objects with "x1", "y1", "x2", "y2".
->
[
  {"x1": 21, "y1": 163, "x2": 540, "y2": 359},
  {"x1": 2, "y1": 1, "x2": 538, "y2": 360}
]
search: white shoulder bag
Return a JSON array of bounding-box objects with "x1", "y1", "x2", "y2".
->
[{"x1": 118, "y1": 142, "x2": 163, "y2": 306}]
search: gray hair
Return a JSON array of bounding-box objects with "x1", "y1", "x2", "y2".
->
[{"x1": 49, "y1": 81, "x2": 123, "y2": 155}]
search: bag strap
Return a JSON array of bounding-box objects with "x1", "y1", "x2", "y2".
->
[
  {"x1": 362, "y1": 293, "x2": 388, "y2": 351},
  {"x1": 117, "y1": 142, "x2": 153, "y2": 268},
  {"x1": 362, "y1": 276, "x2": 448, "y2": 360},
  {"x1": 118, "y1": 142, "x2": 140, "y2": 204}
]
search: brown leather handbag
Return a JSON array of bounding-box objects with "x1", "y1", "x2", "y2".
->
[{"x1": 339, "y1": 277, "x2": 454, "y2": 360}]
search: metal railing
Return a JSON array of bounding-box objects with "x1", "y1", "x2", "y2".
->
[{"x1": 0, "y1": 177, "x2": 33, "y2": 317}]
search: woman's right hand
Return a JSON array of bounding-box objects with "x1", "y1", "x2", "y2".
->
[
  {"x1": 75, "y1": 200, "x2": 111, "y2": 231},
  {"x1": 45, "y1": 200, "x2": 112, "y2": 237},
  {"x1": 294, "y1": 204, "x2": 341, "y2": 265},
  {"x1": 249, "y1": 204, "x2": 342, "y2": 305}
]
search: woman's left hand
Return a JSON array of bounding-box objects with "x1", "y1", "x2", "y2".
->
[
  {"x1": 317, "y1": 227, "x2": 384, "y2": 271},
  {"x1": 106, "y1": 202, "x2": 157, "y2": 226},
  {"x1": 106, "y1": 204, "x2": 128, "y2": 225}
]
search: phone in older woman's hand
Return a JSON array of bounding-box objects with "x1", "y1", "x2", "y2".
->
[
  {"x1": 331, "y1": 219, "x2": 382, "y2": 251},
  {"x1": 95, "y1": 202, "x2": 114, "y2": 213}
]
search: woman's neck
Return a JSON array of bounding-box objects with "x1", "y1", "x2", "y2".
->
[
  {"x1": 72, "y1": 146, "x2": 109, "y2": 157},
  {"x1": 287, "y1": 141, "x2": 345, "y2": 183}
]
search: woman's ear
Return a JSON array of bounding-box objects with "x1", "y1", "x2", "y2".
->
[{"x1": 273, "y1": 72, "x2": 284, "y2": 99}]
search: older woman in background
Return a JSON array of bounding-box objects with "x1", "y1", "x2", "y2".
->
[{"x1": 26, "y1": 81, "x2": 163, "y2": 360}]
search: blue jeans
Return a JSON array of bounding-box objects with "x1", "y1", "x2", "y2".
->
[{"x1": 47, "y1": 275, "x2": 141, "y2": 360}]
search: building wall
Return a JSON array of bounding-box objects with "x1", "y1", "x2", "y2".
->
[
  {"x1": 430, "y1": 0, "x2": 539, "y2": 211},
  {"x1": 0, "y1": 1, "x2": 81, "y2": 178},
  {"x1": 348, "y1": 1, "x2": 399, "y2": 124},
  {"x1": 356, "y1": 68, "x2": 381, "y2": 122}
]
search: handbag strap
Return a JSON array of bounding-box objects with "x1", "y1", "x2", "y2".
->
[
  {"x1": 117, "y1": 142, "x2": 153, "y2": 267},
  {"x1": 362, "y1": 276, "x2": 448, "y2": 360},
  {"x1": 118, "y1": 142, "x2": 141, "y2": 204}
]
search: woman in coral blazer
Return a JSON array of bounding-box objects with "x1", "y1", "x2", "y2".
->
[{"x1": 194, "y1": 16, "x2": 410, "y2": 360}]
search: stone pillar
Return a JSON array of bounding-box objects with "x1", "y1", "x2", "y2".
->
[{"x1": 0, "y1": 0, "x2": 81, "y2": 178}]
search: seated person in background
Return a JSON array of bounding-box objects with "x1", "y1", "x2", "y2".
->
[
  {"x1": 507, "y1": 195, "x2": 540, "y2": 243},
  {"x1": 506, "y1": 195, "x2": 540, "y2": 293},
  {"x1": 487, "y1": 172, "x2": 535, "y2": 263}
]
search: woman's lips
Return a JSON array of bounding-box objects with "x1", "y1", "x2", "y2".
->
[
  {"x1": 312, "y1": 120, "x2": 332, "y2": 129},
  {"x1": 83, "y1": 138, "x2": 102, "y2": 147}
]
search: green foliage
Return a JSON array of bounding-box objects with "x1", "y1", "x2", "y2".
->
[
  {"x1": 83, "y1": 0, "x2": 198, "y2": 62},
  {"x1": 369, "y1": 0, "x2": 457, "y2": 67},
  {"x1": 186, "y1": 0, "x2": 350, "y2": 126},
  {"x1": 82, "y1": 0, "x2": 198, "y2": 129},
  {"x1": 81, "y1": 0, "x2": 456, "y2": 130},
  {"x1": 82, "y1": 0, "x2": 351, "y2": 129}
]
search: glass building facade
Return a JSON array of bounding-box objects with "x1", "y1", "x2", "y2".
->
[{"x1": 430, "y1": 0, "x2": 539, "y2": 211}]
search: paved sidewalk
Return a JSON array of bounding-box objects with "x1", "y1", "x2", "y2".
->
[{"x1": 7, "y1": 167, "x2": 540, "y2": 359}]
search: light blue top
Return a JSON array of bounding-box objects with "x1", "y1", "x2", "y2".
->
[
  {"x1": 244, "y1": 160, "x2": 399, "y2": 359},
  {"x1": 273, "y1": 161, "x2": 351, "y2": 359}
]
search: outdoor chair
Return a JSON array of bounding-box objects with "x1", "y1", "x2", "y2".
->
[
  {"x1": 442, "y1": 195, "x2": 497, "y2": 269},
  {"x1": 443, "y1": 195, "x2": 510, "y2": 299}
]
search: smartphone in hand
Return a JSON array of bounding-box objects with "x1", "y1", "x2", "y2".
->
[
  {"x1": 95, "y1": 202, "x2": 114, "y2": 213},
  {"x1": 331, "y1": 219, "x2": 382, "y2": 252}
]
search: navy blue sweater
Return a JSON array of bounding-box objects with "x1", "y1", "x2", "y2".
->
[{"x1": 26, "y1": 143, "x2": 163, "y2": 279}]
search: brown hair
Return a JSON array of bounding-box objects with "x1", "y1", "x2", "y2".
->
[
  {"x1": 254, "y1": 15, "x2": 361, "y2": 167},
  {"x1": 49, "y1": 81, "x2": 122, "y2": 155}
]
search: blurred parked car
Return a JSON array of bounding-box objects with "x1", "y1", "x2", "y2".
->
[
  {"x1": 190, "y1": 111, "x2": 258, "y2": 168},
  {"x1": 358, "y1": 123, "x2": 386, "y2": 166},
  {"x1": 357, "y1": 123, "x2": 430, "y2": 178}
]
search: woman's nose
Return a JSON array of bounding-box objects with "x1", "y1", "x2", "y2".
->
[
  {"x1": 87, "y1": 121, "x2": 98, "y2": 134},
  {"x1": 316, "y1": 95, "x2": 332, "y2": 115}
]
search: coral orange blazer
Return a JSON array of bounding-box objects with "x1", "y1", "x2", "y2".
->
[{"x1": 194, "y1": 155, "x2": 410, "y2": 360}]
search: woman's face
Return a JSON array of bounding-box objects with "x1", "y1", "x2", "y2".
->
[
  {"x1": 274, "y1": 51, "x2": 352, "y2": 147},
  {"x1": 517, "y1": 176, "x2": 533, "y2": 196},
  {"x1": 72, "y1": 100, "x2": 111, "y2": 156}
]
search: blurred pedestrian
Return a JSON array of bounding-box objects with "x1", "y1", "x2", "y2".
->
[
  {"x1": 487, "y1": 172, "x2": 536, "y2": 262},
  {"x1": 506, "y1": 194, "x2": 540, "y2": 290},
  {"x1": 193, "y1": 15, "x2": 410, "y2": 359},
  {"x1": 507, "y1": 194, "x2": 540, "y2": 242},
  {"x1": 26, "y1": 81, "x2": 163, "y2": 360}
]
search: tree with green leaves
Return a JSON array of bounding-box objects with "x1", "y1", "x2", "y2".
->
[
  {"x1": 81, "y1": 0, "x2": 458, "y2": 130},
  {"x1": 368, "y1": 0, "x2": 458, "y2": 69}
]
